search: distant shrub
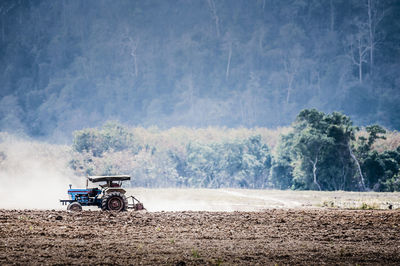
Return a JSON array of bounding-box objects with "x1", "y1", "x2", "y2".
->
[
  {"x1": 73, "y1": 121, "x2": 135, "y2": 157},
  {"x1": 380, "y1": 175, "x2": 400, "y2": 192},
  {"x1": 359, "y1": 202, "x2": 379, "y2": 210}
]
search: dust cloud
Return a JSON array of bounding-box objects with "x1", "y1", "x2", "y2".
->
[
  {"x1": 0, "y1": 133, "x2": 285, "y2": 212},
  {"x1": 0, "y1": 133, "x2": 78, "y2": 209},
  {"x1": 129, "y1": 188, "x2": 302, "y2": 212}
]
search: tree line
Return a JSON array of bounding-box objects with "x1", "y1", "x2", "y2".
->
[{"x1": 70, "y1": 109, "x2": 400, "y2": 191}]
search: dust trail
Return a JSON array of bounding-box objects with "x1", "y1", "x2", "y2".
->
[
  {"x1": 128, "y1": 188, "x2": 234, "y2": 212},
  {"x1": 128, "y1": 188, "x2": 301, "y2": 212},
  {"x1": 0, "y1": 133, "x2": 78, "y2": 209},
  {"x1": 219, "y1": 189, "x2": 302, "y2": 208}
]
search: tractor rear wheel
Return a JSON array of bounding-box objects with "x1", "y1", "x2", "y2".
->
[
  {"x1": 101, "y1": 192, "x2": 128, "y2": 211},
  {"x1": 67, "y1": 202, "x2": 82, "y2": 212}
]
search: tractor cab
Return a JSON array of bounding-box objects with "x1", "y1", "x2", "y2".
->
[
  {"x1": 60, "y1": 175, "x2": 144, "y2": 212},
  {"x1": 87, "y1": 175, "x2": 130, "y2": 194}
]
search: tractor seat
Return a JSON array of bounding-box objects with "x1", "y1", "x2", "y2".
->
[{"x1": 88, "y1": 188, "x2": 99, "y2": 197}]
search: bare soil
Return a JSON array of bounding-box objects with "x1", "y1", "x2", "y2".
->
[{"x1": 1, "y1": 209, "x2": 400, "y2": 265}]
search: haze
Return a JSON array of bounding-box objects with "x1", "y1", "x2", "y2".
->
[{"x1": 0, "y1": 0, "x2": 399, "y2": 142}]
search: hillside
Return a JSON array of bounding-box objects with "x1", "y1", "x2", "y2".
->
[{"x1": 0, "y1": 0, "x2": 399, "y2": 141}]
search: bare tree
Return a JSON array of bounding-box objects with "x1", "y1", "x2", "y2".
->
[
  {"x1": 297, "y1": 138, "x2": 323, "y2": 191},
  {"x1": 346, "y1": 0, "x2": 387, "y2": 81},
  {"x1": 348, "y1": 144, "x2": 366, "y2": 191},
  {"x1": 225, "y1": 41, "x2": 232, "y2": 80},
  {"x1": 309, "y1": 154, "x2": 322, "y2": 191},
  {"x1": 282, "y1": 53, "x2": 300, "y2": 104},
  {"x1": 223, "y1": 32, "x2": 234, "y2": 80},
  {"x1": 338, "y1": 153, "x2": 348, "y2": 190},
  {"x1": 206, "y1": 0, "x2": 220, "y2": 38},
  {"x1": 366, "y1": 0, "x2": 386, "y2": 75},
  {"x1": 347, "y1": 24, "x2": 370, "y2": 83}
]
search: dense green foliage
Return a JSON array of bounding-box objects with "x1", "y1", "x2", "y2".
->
[
  {"x1": 72, "y1": 121, "x2": 136, "y2": 157},
  {"x1": 71, "y1": 125, "x2": 273, "y2": 188},
  {"x1": 71, "y1": 109, "x2": 400, "y2": 191},
  {"x1": 1, "y1": 1, "x2": 400, "y2": 141},
  {"x1": 181, "y1": 136, "x2": 271, "y2": 188},
  {"x1": 272, "y1": 110, "x2": 356, "y2": 190},
  {"x1": 355, "y1": 126, "x2": 400, "y2": 191},
  {"x1": 271, "y1": 109, "x2": 400, "y2": 191}
]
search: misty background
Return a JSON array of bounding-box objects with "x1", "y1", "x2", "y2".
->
[
  {"x1": 1, "y1": 1, "x2": 400, "y2": 210},
  {"x1": 1, "y1": 0, "x2": 399, "y2": 142}
]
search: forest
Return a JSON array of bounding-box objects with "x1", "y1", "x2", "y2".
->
[
  {"x1": 0, "y1": 0, "x2": 400, "y2": 142},
  {"x1": 1, "y1": 1, "x2": 400, "y2": 191},
  {"x1": 70, "y1": 109, "x2": 400, "y2": 191}
]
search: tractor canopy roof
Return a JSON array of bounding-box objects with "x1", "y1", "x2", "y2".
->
[{"x1": 87, "y1": 175, "x2": 131, "y2": 183}]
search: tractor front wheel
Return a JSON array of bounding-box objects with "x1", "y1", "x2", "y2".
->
[
  {"x1": 67, "y1": 202, "x2": 82, "y2": 212},
  {"x1": 101, "y1": 192, "x2": 128, "y2": 211}
]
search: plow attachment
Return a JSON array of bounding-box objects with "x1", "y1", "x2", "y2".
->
[{"x1": 127, "y1": 196, "x2": 145, "y2": 211}]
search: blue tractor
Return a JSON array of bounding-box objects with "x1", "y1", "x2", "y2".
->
[{"x1": 60, "y1": 175, "x2": 144, "y2": 212}]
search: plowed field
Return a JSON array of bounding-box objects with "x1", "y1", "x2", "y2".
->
[{"x1": 1, "y1": 209, "x2": 400, "y2": 265}]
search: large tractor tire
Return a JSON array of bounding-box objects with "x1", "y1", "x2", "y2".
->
[
  {"x1": 101, "y1": 192, "x2": 128, "y2": 211},
  {"x1": 67, "y1": 202, "x2": 82, "y2": 212}
]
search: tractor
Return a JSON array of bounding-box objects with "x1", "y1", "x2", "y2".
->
[{"x1": 60, "y1": 175, "x2": 144, "y2": 212}]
